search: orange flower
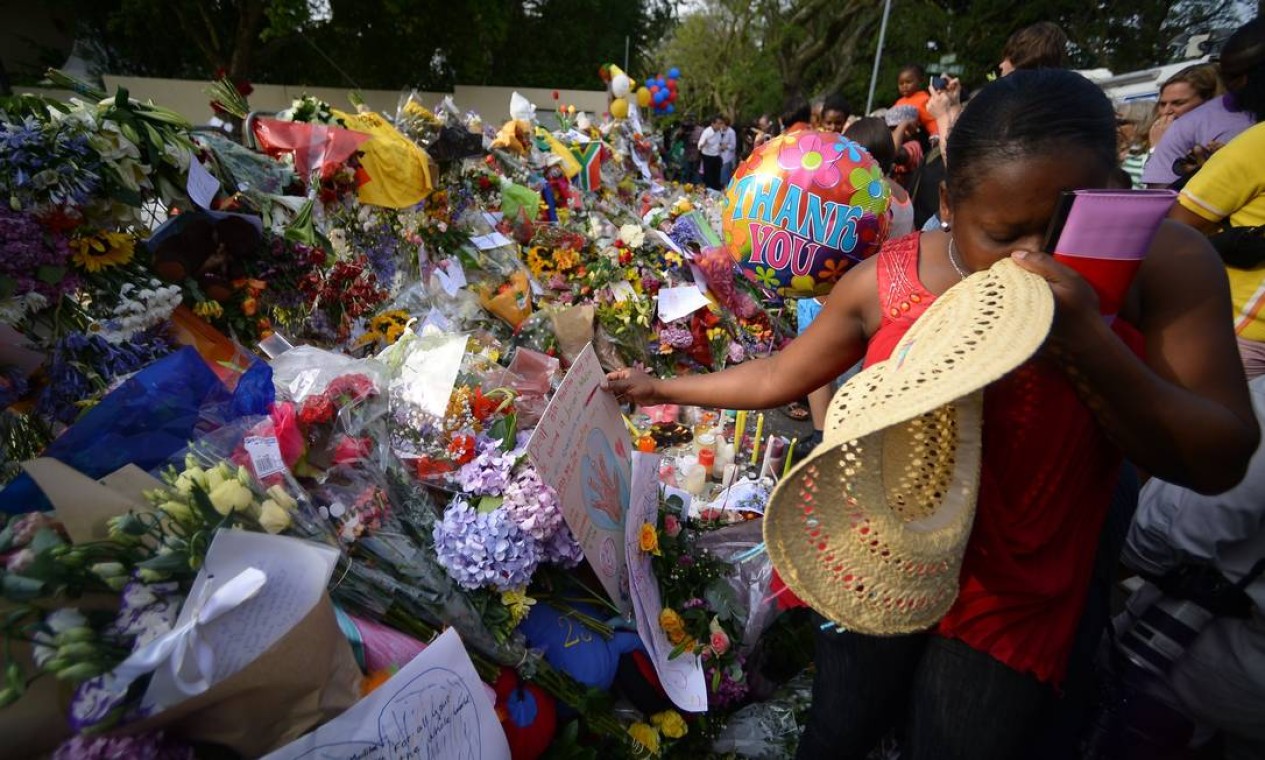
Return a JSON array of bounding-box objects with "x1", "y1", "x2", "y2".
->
[
  {"x1": 361, "y1": 669, "x2": 393, "y2": 696},
  {"x1": 241, "y1": 297, "x2": 258, "y2": 317}
]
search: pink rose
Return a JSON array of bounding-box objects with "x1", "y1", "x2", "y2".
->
[
  {"x1": 664, "y1": 514, "x2": 682, "y2": 538},
  {"x1": 709, "y1": 629, "x2": 730, "y2": 656}
]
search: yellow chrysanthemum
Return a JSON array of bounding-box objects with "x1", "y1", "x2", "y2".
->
[{"x1": 70, "y1": 231, "x2": 136, "y2": 272}]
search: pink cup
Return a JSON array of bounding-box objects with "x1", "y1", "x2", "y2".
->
[{"x1": 1047, "y1": 190, "x2": 1177, "y2": 320}]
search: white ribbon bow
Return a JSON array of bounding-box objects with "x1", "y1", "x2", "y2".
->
[{"x1": 104, "y1": 567, "x2": 267, "y2": 698}]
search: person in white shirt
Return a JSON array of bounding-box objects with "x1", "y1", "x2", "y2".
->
[
  {"x1": 697, "y1": 115, "x2": 726, "y2": 190},
  {"x1": 1111, "y1": 375, "x2": 1265, "y2": 759},
  {"x1": 720, "y1": 118, "x2": 738, "y2": 188}
]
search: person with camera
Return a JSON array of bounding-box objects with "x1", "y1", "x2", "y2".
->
[{"x1": 1100, "y1": 375, "x2": 1265, "y2": 759}]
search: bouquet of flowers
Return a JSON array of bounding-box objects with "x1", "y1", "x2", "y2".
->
[{"x1": 639, "y1": 493, "x2": 749, "y2": 710}]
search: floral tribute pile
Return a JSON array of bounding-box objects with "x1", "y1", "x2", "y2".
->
[{"x1": 0, "y1": 74, "x2": 817, "y2": 758}]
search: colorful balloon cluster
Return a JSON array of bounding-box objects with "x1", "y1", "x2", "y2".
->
[
  {"x1": 636, "y1": 67, "x2": 682, "y2": 115},
  {"x1": 599, "y1": 64, "x2": 683, "y2": 119}
]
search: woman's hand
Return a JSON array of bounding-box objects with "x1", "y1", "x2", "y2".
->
[
  {"x1": 1009, "y1": 249, "x2": 1101, "y2": 344},
  {"x1": 1149, "y1": 113, "x2": 1174, "y2": 148},
  {"x1": 601, "y1": 368, "x2": 664, "y2": 406}
]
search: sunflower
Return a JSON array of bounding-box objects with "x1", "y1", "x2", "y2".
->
[
  {"x1": 525, "y1": 246, "x2": 553, "y2": 278},
  {"x1": 70, "y1": 231, "x2": 135, "y2": 272}
]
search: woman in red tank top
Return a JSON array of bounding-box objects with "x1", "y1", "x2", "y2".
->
[{"x1": 605, "y1": 70, "x2": 1257, "y2": 759}]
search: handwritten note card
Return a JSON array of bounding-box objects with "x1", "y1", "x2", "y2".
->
[
  {"x1": 625, "y1": 453, "x2": 707, "y2": 712},
  {"x1": 657, "y1": 286, "x2": 712, "y2": 324},
  {"x1": 470, "y1": 232, "x2": 513, "y2": 251},
  {"x1": 527, "y1": 343, "x2": 633, "y2": 616},
  {"x1": 263, "y1": 628, "x2": 509, "y2": 760},
  {"x1": 143, "y1": 531, "x2": 338, "y2": 712},
  {"x1": 186, "y1": 154, "x2": 221, "y2": 209},
  {"x1": 435, "y1": 259, "x2": 468, "y2": 296}
]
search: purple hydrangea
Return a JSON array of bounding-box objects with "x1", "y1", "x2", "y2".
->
[
  {"x1": 727, "y1": 342, "x2": 746, "y2": 364},
  {"x1": 501, "y1": 465, "x2": 562, "y2": 542},
  {"x1": 53, "y1": 732, "x2": 193, "y2": 760},
  {"x1": 455, "y1": 439, "x2": 517, "y2": 496},
  {"x1": 433, "y1": 500, "x2": 542, "y2": 591},
  {"x1": 542, "y1": 524, "x2": 585, "y2": 568}
]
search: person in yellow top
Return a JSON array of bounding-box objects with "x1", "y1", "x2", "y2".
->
[{"x1": 1171, "y1": 121, "x2": 1265, "y2": 375}]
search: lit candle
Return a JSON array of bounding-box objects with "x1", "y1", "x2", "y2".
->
[
  {"x1": 750, "y1": 413, "x2": 765, "y2": 465},
  {"x1": 782, "y1": 438, "x2": 798, "y2": 478}
]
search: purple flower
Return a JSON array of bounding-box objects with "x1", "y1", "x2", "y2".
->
[
  {"x1": 0, "y1": 116, "x2": 102, "y2": 211},
  {"x1": 727, "y1": 342, "x2": 746, "y2": 363},
  {"x1": 455, "y1": 439, "x2": 516, "y2": 496},
  {"x1": 433, "y1": 500, "x2": 543, "y2": 591},
  {"x1": 37, "y1": 326, "x2": 176, "y2": 424},
  {"x1": 542, "y1": 524, "x2": 585, "y2": 568},
  {"x1": 706, "y1": 656, "x2": 749, "y2": 709},
  {"x1": 0, "y1": 208, "x2": 76, "y2": 299},
  {"x1": 659, "y1": 325, "x2": 693, "y2": 349},
  {"x1": 53, "y1": 731, "x2": 193, "y2": 760},
  {"x1": 501, "y1": 465, "x2": 563, "y2": 542}
]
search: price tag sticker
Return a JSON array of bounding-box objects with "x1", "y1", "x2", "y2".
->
[{"x1": 244, "y1": 436, "x2": 287, "y2": 478}]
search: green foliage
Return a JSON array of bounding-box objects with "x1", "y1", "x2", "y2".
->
[
  {"x1": 39, "y1": 0, "x2": 674, "y2": 92},
  {"x1": 654, "y1": 2, "x2": 783, "y2": 121}
]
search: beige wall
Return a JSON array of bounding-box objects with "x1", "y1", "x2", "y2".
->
[{"x1": 13, "y1": 75, "x2": 610, "y2": 127}]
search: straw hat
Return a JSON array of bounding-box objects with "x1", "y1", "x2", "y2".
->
[{"x1": 764, "y1": 258, "x2": 1054, "y2": 634}]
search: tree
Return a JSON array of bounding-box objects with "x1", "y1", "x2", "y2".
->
[
  {"x1": 762, "y1": 0, "x2": 884, "y2": 101},
  {"x1": 42, "y1": 0, "x2": 672, "y2": 92},
  {"x1": 654, "y1": 0, "x2": 782, "y2": 120}
]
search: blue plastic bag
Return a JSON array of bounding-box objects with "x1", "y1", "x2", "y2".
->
[{"x1": 0, "y1": 348, "x2": 273, "y2": 514}]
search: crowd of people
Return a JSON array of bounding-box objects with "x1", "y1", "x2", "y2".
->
[{"x1": 615, "y1": 14, "x2": 1265, "y2": 760}]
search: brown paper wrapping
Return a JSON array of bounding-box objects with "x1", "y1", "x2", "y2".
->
[
  {"x1": 0, "y1": 594, "x2": 132, "y2": 759},
  {"x1": 21, "y1": 459, "x2": 162, "y2": 545},
  {"x1": 115, "y1": 597, "x2": 362, "y2": 757},
  {"x1": 548, "y1": 304, "x2": 595, "y2": 366},
  {"x1": 13, "y1": 460, "x2": 361, "y2": 757}
]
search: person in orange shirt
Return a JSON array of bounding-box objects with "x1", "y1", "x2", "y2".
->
[{"x1": 893, "y1": 64, "x2": 939, "y2": 137}]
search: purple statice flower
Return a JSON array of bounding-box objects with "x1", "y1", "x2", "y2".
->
[
  {"x1": 542, "y1": 524, "x2": 585, "y2": 568},
  {"x1": 53, "y1": 731, "x2": 193, "y2": 760},
  {"x1": 0, "y1": 208, "x2": 76, "y2": 299},
  {"x1": 659, "y1": 324, "x2": 693, "y2": 349},
  {"x1": 37, "y1": 325, "x2": 175, "y2": 424},
  {"x1": 455, "y1": 438, "x2": 516, "y2": 496},
  {"x1": 433, "y1": 499, "x2": 542, "y2": 591},
  {"x1": 501, "y1": 465, "x2": 562, "y2": 542}
]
